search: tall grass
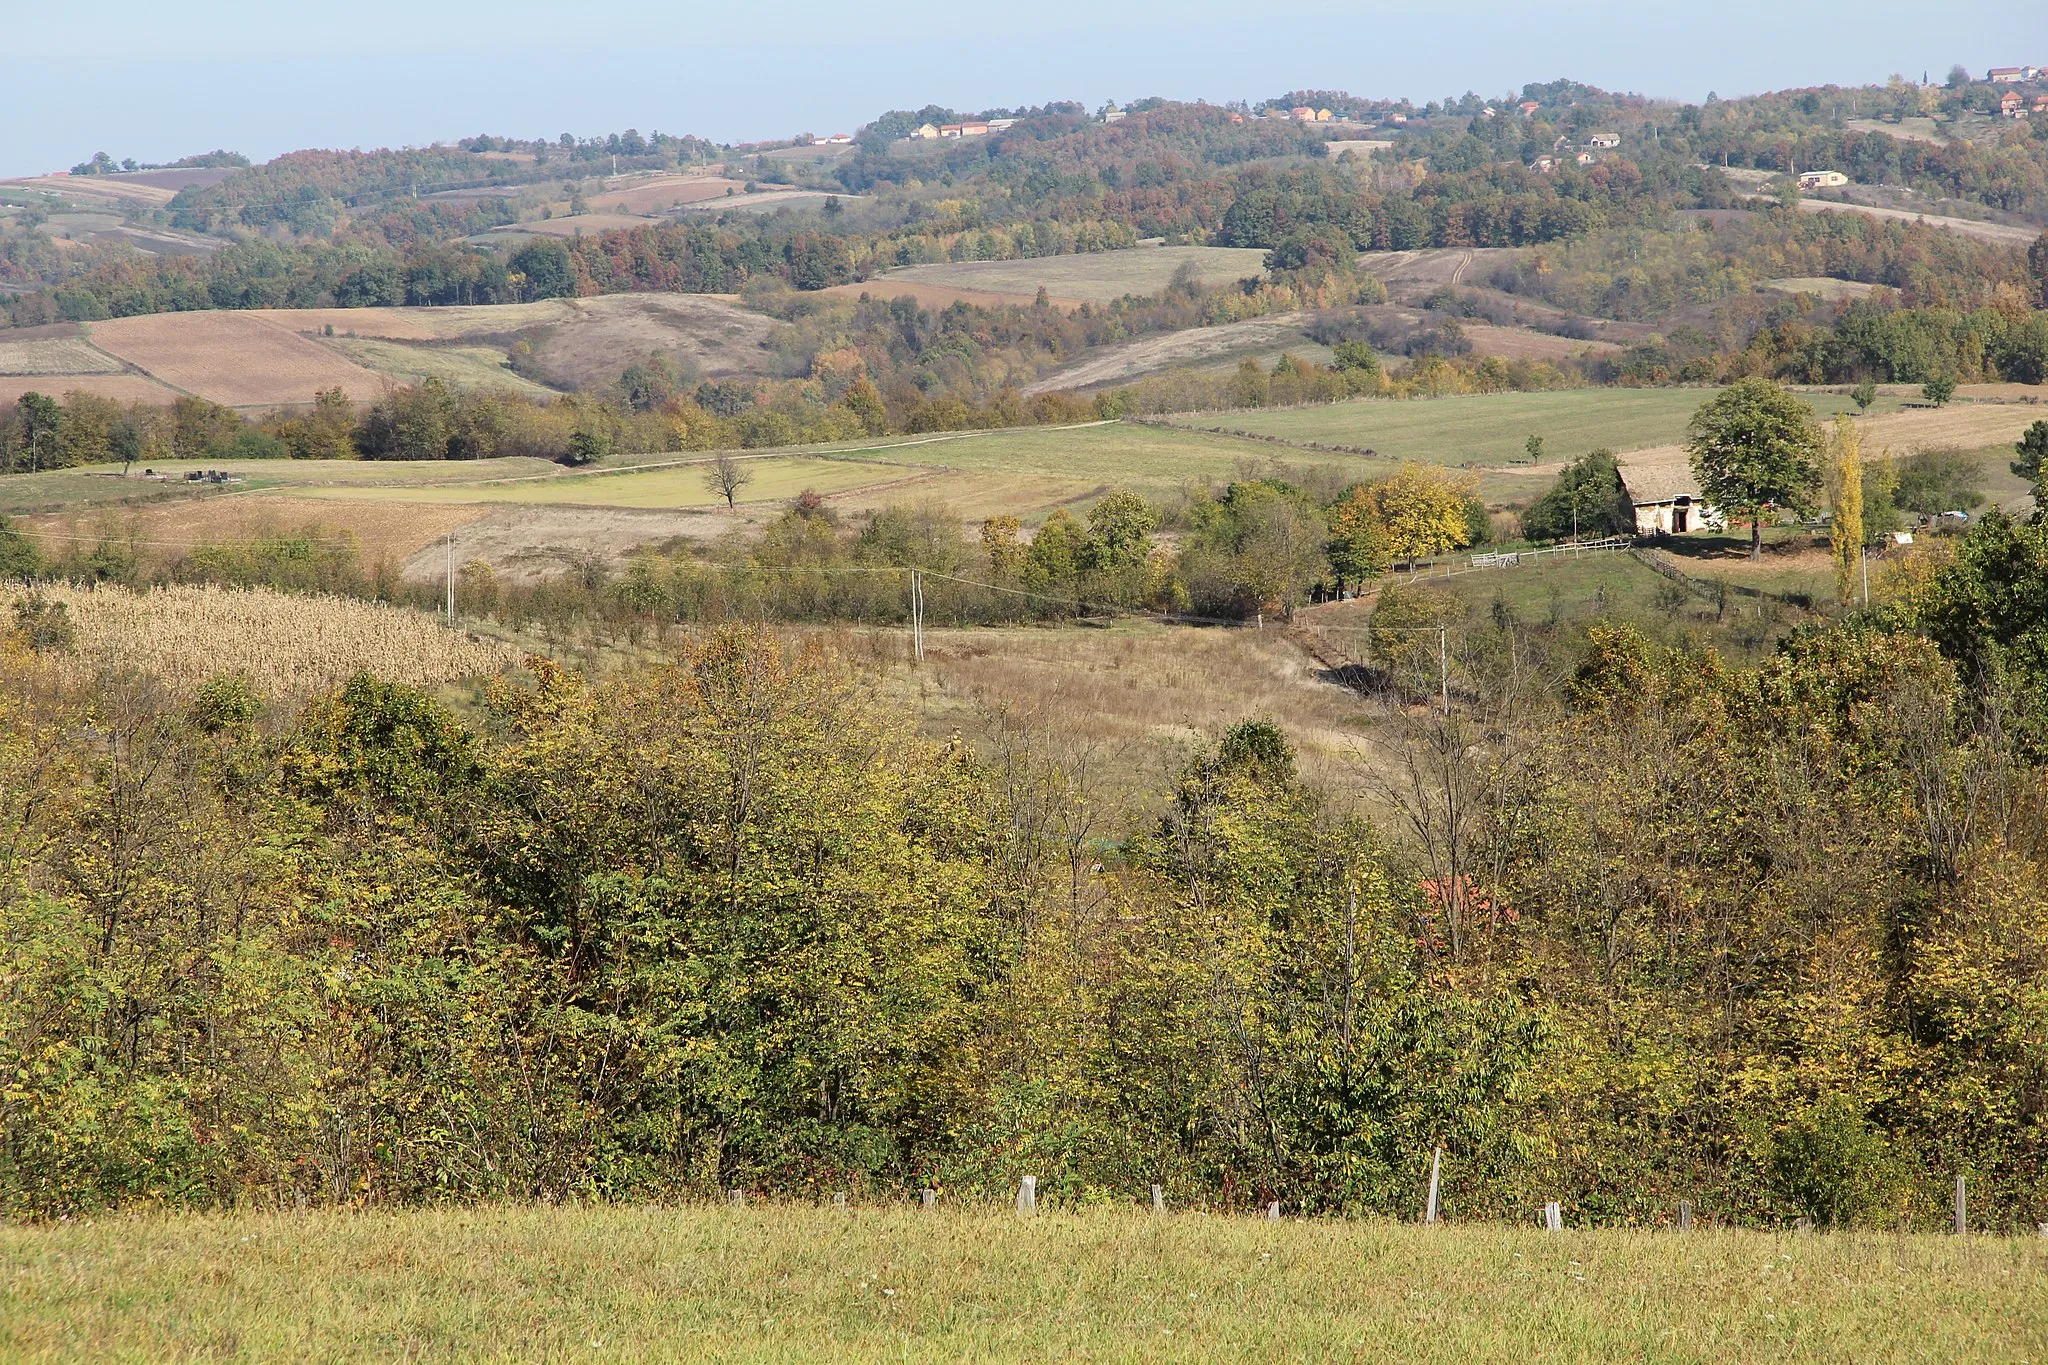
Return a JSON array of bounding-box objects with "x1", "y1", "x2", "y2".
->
[{"x1": 0, "y1": 1205, "x2": 2040, "y2": 1362}]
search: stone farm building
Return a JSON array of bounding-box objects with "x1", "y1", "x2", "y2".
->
[{"x1": 1619, "y1": 451, "x2": 1720, "y2": 535}]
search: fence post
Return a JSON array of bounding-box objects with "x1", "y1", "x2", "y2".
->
[
  {"x1": 922, "y1": 1189, "x2": 936, "y2": 1211},
  {"x1": 1955, "y1": 1176, "x2": 1967, "y2": 1236},
  {"x1": 1151, "y1": 1185, "x2": 1165, "y2": 1215},
  {"x1": 1544, "y1": 1201, "x2": 1562, "y2": 1232},
  {"x1": 1267, "y1": 1201, "x2": 1281, "y2": 1221},
  {"x1": 833, "y1": 1192, "x2": 847, "y2": 1209},
  {"x1": 1678, "y1": 1200, "x2": 1693, "y2": 1232},
  {"x1": 1017, "y1": 1175, "x2": 1037, "y2": 1216},
  {"x1": 727, "y1": 1189, "x2": 743, "y2": 1207},
  {"x1": 1424, "y1": 1145, "x2": 1443, "y2": 1226}
]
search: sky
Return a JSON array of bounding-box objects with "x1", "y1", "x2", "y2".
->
[{"x1": 5, "y1": 0, "x2": 2042, "y2": 176}]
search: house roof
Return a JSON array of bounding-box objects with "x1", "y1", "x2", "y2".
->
[{"x1": 1618, "y1": 451, "x2": 1702, "y2": 505}]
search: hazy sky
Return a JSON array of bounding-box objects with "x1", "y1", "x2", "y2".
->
[{"x1": 6, "y1": 0, "x2": 2040, "y2": 175}]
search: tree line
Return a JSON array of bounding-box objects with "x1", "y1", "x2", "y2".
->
[{"x1": 5, "y1": 500, "x2": 2048, "y2": 1225}]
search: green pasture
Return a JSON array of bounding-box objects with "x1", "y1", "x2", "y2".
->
[
  {"x1": 293, "y1": 455, "x2": 904, "y2": 508},
  {"x1": 0, "y1": 1205, "x2": 2039, "y2": 1363},
  {"x1": 828, "y1": 421, "x2": 1367, "y2": 490},
  {"x1": 1168, "y1": 388, "x2": 1903, "y2": 468}
]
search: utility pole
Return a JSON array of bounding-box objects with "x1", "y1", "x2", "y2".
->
[
  {"x1": 909, "y1": 568, "x2": 925, "y2": 662},
  {"x1": 1861, "y1": 541, "x2": 1870, "y2": 608},
  {"x1": 445, "y1": 534, "x2": 454, "y2": 623}
]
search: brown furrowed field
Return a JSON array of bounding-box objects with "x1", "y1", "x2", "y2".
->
[
  {"x1": 0, "y1": 374, "x2": 180, "y2": 406},
  {"x1": 0, "y1": 1205, "x2": 2039, "y2": 1363},
  {"x1": 21, "y1": 583, "x2": 520, "y2": 695},
  {"x1": 87, "y1": 312, "x2": 389, "y2": 407},
  {"x1": 583, "y1": 174, "x2": 743, "y2": 213}
]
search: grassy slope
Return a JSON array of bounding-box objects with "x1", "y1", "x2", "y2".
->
[
  {"x1": 878, "y1": 246, "x2": 1271, "y2": 301},
  {"x1": 295, "y1": 456, "x2": 904, "y2": 508},
  {"x1": 1, "y1": 1207, "x2": 2039, "y2": 1363},
  {"x1": 321, "y1": 337, "x2": 559, "y2": 399},
  {"x1": 829, "y1": 421, "x2": 1359, "y2": 487},
  {"x1": 1165, "y1": 389, "x2": 1902, "y2": 468}
]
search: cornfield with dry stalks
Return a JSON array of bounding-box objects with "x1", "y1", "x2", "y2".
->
[{"x1": 20, "y1": 583, "x2": 520, "y2": 695}]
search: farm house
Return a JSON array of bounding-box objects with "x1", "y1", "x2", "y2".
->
[{"x1": 1619, "y1": 452, "x2": 1721, "y2": 535}]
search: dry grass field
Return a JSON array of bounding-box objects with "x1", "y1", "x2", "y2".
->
[
  {"x1": 869, "y1": 618, "x2": 1372, "y2": 795},
  {"x1": 1843, "y1": 117, "x2": 1947, "y2": 144},
  {"x1": 1355, "y1": 247, "x2": 1524, "y2": 300},
  {"x1": 818, "y1": 278, "x2": 1084, "y2": 310},
  {"x1": 0, "y1": 335, "x2": 125, "y2": 376},
  {"x1": 850, "y1": 246, "x2": 1271, "y2": 306},
  {"x1": 0, "y1": 174, "x2": 177, "y2": 208},
  {"x1": 521, "y1": 293, "x2": 777, "y2": 387},
  {"x1": 1030, "y1": 308, "x2": 1617, "y2": 395},
  {"x1": 1764, "y1": 277, "x2": 1879, "y2": 301},
  {"x1": 0, "y1": 374, "x2": 179, "y2": 407},
  {"x1": 487, "y1": 213, "x2": 668, "y2": 238},
  {"x1": 583, "y1": 174, "x2": 744, "y2": 214},
  {"x1": 674, "y1": 188, "x2": 850, "y2": 215},
  {"x1": 261, "y1": 300, "x2": 585, "y2": 342},
  {"x1": 1167, "y1": 387, "x2": 1917, "y2": 468},
  {"x1": 290, "y1": 454, "x2": 902, "y2": 509},
  {"x1": 0, "y1": 1205, "x2": 2039, "y2": 1363},
  {"x1": 87, "y1": 313, "x2": 388, "y2": 407},
  {"x1": 1025, "y1": 313, "x2": 1325, "y2": 392},
  {"x1": 321, "y1": 337, "x2": 558, "y2": 397},
  {"x1": 24, "y1": 494, "x2": 491, "y2": 569},
  {"x1": 23, "y1": 583, "x2": 519, "y2": 695}
]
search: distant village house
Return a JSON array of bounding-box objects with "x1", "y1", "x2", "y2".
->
[
  {"x1": 1586, "y1": 132, "x2": 1621, "y2": 149},
  {"x1": 1797, "y1": 169, "x2": 1848, "y2": 188}
]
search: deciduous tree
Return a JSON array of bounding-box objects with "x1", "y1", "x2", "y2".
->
[{"x1": 1686, "y1": 378, "x2": 1823, "y2": 559}]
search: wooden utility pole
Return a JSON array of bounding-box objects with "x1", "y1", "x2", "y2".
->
[{"x1": 909, "y1": 568, "x2": 925, "y2": 662}]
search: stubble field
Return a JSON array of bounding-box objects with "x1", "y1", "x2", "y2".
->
[{"x1": 87, "y1": 312, "x2": 388, "y2": 407}]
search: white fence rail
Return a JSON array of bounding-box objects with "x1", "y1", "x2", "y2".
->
[{"x1": 1468, "y1": 536, "x2": 1633, "y2": 570}]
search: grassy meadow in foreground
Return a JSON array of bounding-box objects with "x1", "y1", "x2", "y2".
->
[{"x1": 0, "y1": 1206, "x2": 2041, "y2": 1363}]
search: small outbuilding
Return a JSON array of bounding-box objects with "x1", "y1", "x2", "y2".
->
[{"x1": 1619, "y1": 452, "x2": 1720, "y2": 535}]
